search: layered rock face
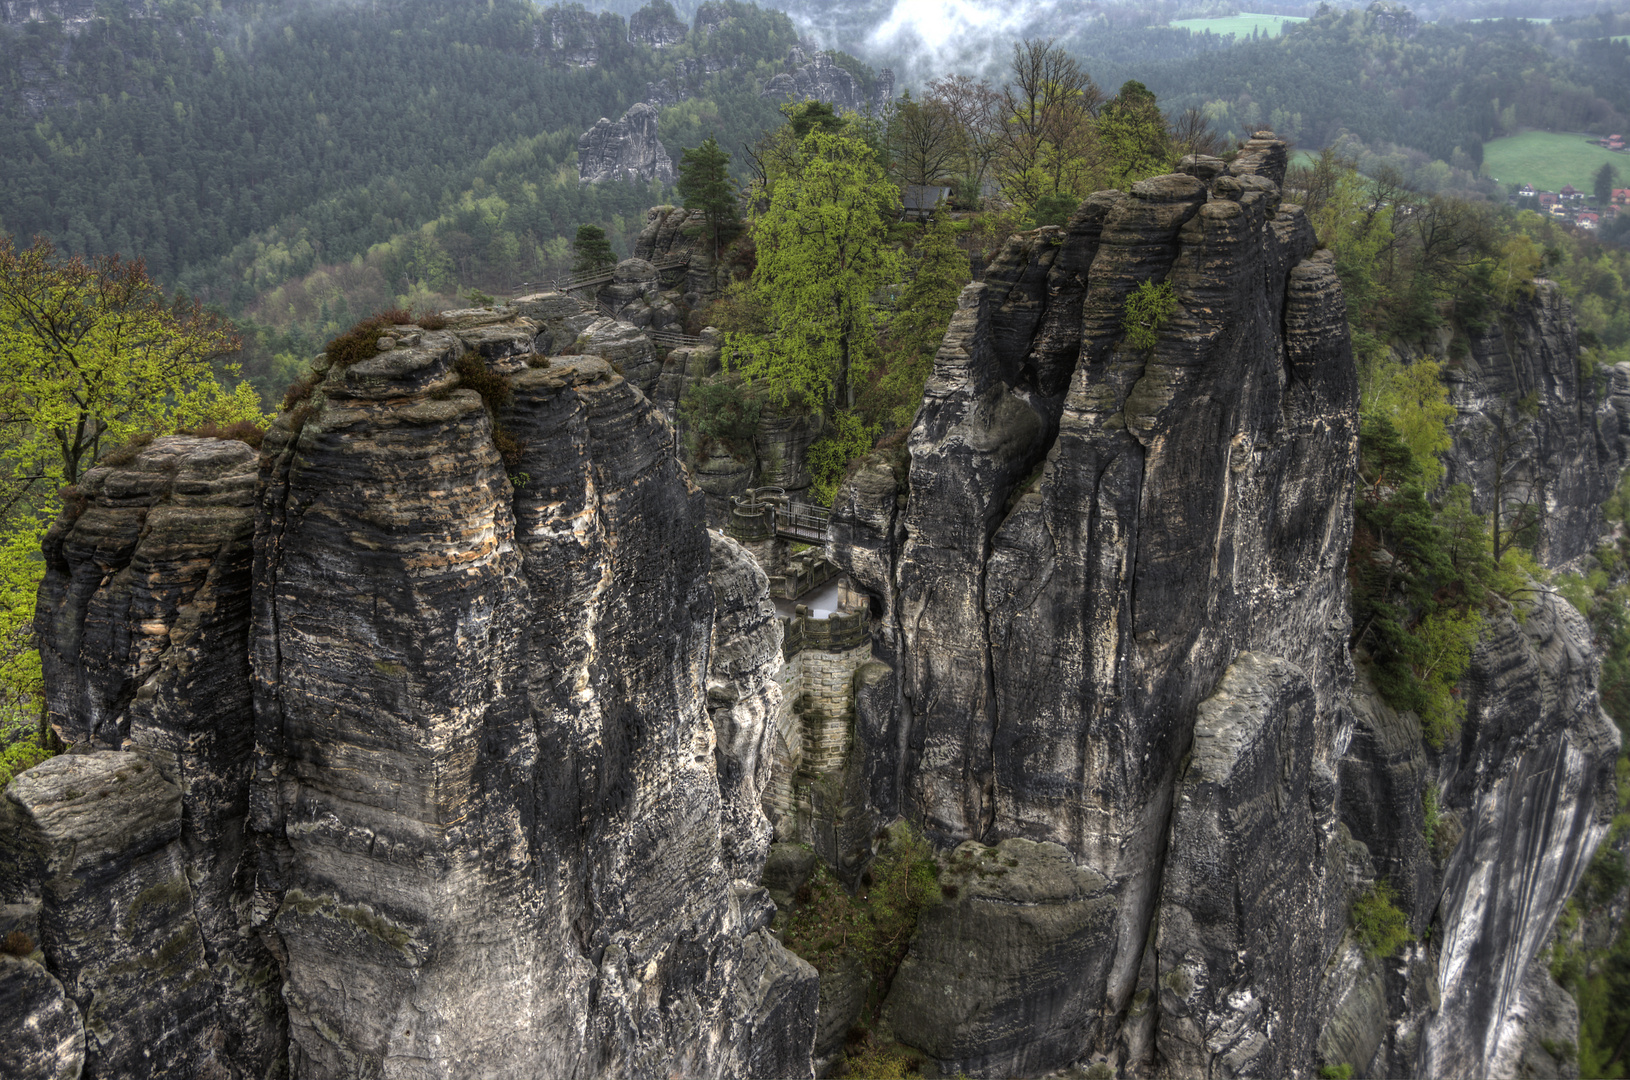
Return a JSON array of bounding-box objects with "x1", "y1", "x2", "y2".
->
[
  {"x1": 1321, "y1": 591, "x2": 1620, "y2": 1079},
  {"x1": 251, "y1": 333, "x2": 811, "y2": 1078},
  {"x1": 578, "y1": 102, "x2": 675, "y2": 185},
  {"x1": 12, "y1": 316, "x2": 815, "y2": 1077},
  {"x1": 832, "y1": 145, "x2": 1362, "y2": 1075},
  {"x1": 1440, "y1": 280, "x2": 1622, "y2": 565}
]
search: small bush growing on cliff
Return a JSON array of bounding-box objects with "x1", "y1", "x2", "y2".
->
[
  {"x1": 1, "y1": 930, "x2": 35, "y2": 956},
  {"x1": 807, "y1": 412, "x2": 879, "y2": 507},
  {"x1": 839, "y1": 1029, "x2": 924, "y2": 1078},
  {"x1": 679, "y1": 379, "x2": 761, "y2": 460},
  {"x1": 452, "y1": 352, "x2": 522, "y2": 466},
  {"x1": 324, "y1": 308, "x2": 415, "y2": 369},
  {"x1": 1122, "y1": 280, "x2": 1178, "y2": 351},
  {"x1": 177, "y1": 419, "x2": 269, "y2": 450},
  {"x1": 1351, "y1": 880, "x2": 1412, "y2": 959},
  {"x1": 782, "y1": 821, "x2": 941, "y2": 1004}
]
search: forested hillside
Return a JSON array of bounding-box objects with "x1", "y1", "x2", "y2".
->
[
  {"x1": 1136, "y1": 6, "x2": 1630, "y2": 182},
  {"x1": 0, "y1": 0, "x2": 799, "y2": 307}
]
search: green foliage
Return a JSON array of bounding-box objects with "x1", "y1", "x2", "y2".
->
[
  {"x1": 1316, "y1": 1065, "x2": 1354, "y2": 1080},
  {"x1": 1123, "y1": 280, "x2": 1179, "y2": 351},
  {"x1": 1351, "y1": 414, "x2": 1493, "y2": 749},
  {"x1": 860, "y1": 206, "x2": 969, "y2": 429},
  {"x1": 0, "y1": 235, "x2": 262, "y2": 486},
  {"x1": 1028, "y1": 194, "x2": 1080, "y2": 229},
  {"x1": 1351, "y1": 880, "x2": 1413, "y2": 959},
  {"x1": 1422, "y1": 784, "x2": 1440, "y2": 848},
  {"x1": 782, "y1": 821, "x2": 941, "y2": 1010},
  {"x1": 808, "y1": 412, "x2": 878, "y2": 507},
  {"x1": 677, "y1": 136, "x2": 739, "y2": 259},
  {"x1": 840, "y1": 1032, "x2": 924, "y2": 1079},
  {"x1": 571, "y1": 225, "x2": 618, "y2": 275},
  {"x1": 323, "y1": 308, "x2": 416, "y2": 370},
  {"x1": 679, "y1": 379, "x2": 761, "y2": 459},
  {"x1": 1097, "y1": 81, "x2": 1173, "y2": 189},
  {"x1": 728, "y1": 129, "x2": 901, "y2": 410}
]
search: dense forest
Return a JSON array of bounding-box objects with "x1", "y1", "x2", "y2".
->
[{"x1": 0, "y1": 0, "x2": 800, "y2": 303}]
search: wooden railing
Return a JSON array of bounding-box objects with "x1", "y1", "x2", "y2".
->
[{"x1": 554, "y1": 252, "x2": 690, "y2": 294}]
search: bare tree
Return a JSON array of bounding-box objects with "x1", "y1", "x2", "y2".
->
[
  {"x1": 1168, "y1": 107, "x2": 1226, "y2": 170},
  {"x1": 927, "y1": 73, "x2": 1002, "y2": 201},
  {"x1": 1283, "y1": 145, "x2": 1352, "y2": 219},
  {"x1": 995, "y1": 38, "x2": 1103, "y2": 207},
  {"x1": 887, "y1": 92, "x2": 965, "y2": 190}
]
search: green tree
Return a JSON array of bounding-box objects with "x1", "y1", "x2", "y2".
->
[
  {"x1": 995, "y1": 38, "x2": 1103, "y2": 212},
  {"x1": 677, "y1": 136, "x2": 740, "y2": 261},
  {"x1": 862, "y1": 205, "x2": 970, "y2": 428},
  {"x1": 1097, "y1": 80, "x2": 1172, "y2": 189},
  {"x1": 0, "y1": 237, "x2": 256, "y2": 491},
  {"x1": 1596, "y1": 161, "x2": 1619, "y2": 207},
  {"x1": 728, "y1": 129, "x2": 902, "y2": 410},
  {"x1": 571, "y1": 224, "x2": 617, "y2": 275}
]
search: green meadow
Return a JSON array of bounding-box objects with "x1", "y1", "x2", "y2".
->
[
  {"x1": 1170, "y1": 13, "x2": 1307, "y2": 38},
  {"x1": 1481, "y1": 131, "x2": 1630, "y2": 195}
]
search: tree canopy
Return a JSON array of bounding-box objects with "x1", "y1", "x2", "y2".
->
[
  {"x1": 728, "y1": 129, "x2": 902, "y2": 410},
  {"x1": 572, "y1": 225, "x2": 618, "y2": 274},
  {"x1": 0, "y1": 237, "x2": 259, "y2": 493}
]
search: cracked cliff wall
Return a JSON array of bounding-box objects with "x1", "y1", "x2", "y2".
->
[
  {"x1": 9, "y1": 309, "x2": 816, "y2": 1079},
  {"x1": 828, "y1": 139, "x2": 1619, "y2": 1079}
]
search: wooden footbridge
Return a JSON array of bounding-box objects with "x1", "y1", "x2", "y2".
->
[{"x1": 553, "y1": 252, "x2": 692, "y2": 294}]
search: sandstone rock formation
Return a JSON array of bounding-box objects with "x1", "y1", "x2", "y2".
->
[
  {"x1": 11, "y1": 316, "x2": 816, "y2": 1076},
  {"x1": 628, "y1": 2, "x2": 685, "y2": 49},
  {"x1": 827, "y1": 141, "x2": 1620, "y2": 1078},
  {"x1": 760, "y1": 49, "x2": 893, "y2": 115},
  {"x1": 633, "y1": 204, "x2": 718, "y2": 305},
  {"x1": 535, "y1": 5, "x2": 610, "y2": 67},
  {"x1": 578, "y1": 102, "x2": 675, "y2": 185},
  {"x1": 1440, "y1": 279, "x2": 1623, "y2": 565}
]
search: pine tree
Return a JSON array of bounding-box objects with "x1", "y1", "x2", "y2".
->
[
  {"x1": 677, "y1": 136, "x2": 739, "y2": 260},
  {"x1": 571, "y1": 224, "x2": 617, "y2": 275}
]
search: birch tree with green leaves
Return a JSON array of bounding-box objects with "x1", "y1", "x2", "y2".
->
[{"x1": 728, "y1": 129, "x2": 903, "y2": 410}]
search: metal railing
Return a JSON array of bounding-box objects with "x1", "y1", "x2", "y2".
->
[
  {"x1": 647, "y1": 328, "x2": 703, "y2": 348},
  {"x1": 776, "y1": 501, "x2": 830, "y2": 542}
]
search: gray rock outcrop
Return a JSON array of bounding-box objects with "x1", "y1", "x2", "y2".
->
[
  {"x1": 828, "y1": 140, "x2": 1620, "y2": 1079},
  {"x1": 1440, "y1": 279, "x2": 1622, "y2": 566},
  {"x1": 578, "y1": 102, "x2": 675, "y2": 185},
  {"x1": 628, "y1": 2, "x2": 685, "y2": 49},
  {"x1": 760, "y1": 50, "x2": 893, "y2": 115},
  {"x1": 831, "y1": 147, "x2": 1360, "y2": 1076}
]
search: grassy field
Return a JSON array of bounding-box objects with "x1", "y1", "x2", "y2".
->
[
  {"x1": 1481, "y1": 131, "x2": 1629, "y2": 195},
  {"x1": 1170, "y1": 13, "x2": 1307, "y2": 38}
]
